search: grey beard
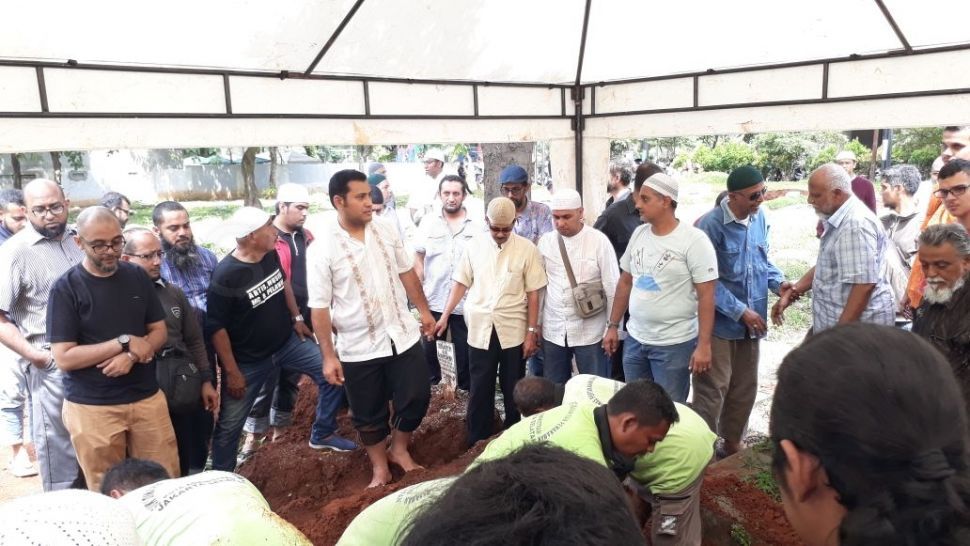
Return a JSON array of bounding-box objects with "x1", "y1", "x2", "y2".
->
[
  {"x1": 924, "y1": 277, "x2": 966, "y2": 305},
  {"x1": 162, "y1": 239, "x2": 201, "y2": 270}
]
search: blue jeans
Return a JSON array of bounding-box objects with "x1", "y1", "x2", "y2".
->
[
  {"x1": 622, "y1": 337, "x2": 696, "y2": 403},
  {"x1": 542, "y1": 339, "x2": 610, "y2": 384},
  {"x1": 212, "y1": 333, "x2": 343, "y2": 471}
]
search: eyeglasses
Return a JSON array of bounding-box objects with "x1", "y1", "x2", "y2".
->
[
  {"x1": 740, "y1": 187, "x2": 768, "y2": 202},
  {"x1": 30, "y1": 203, "x2": 66, "y2": 217},
  {"x1": 113, "y1": 207, "x2": 131, "y2": 216},
  {"x1": 80, "y1": 236, "x2": 125, "y2": 255},
  {"x1": 489, "y1": 225, "x2": 514, "y2": 234},
  {"x1": 934, "y1": 184, "x2": 969, "y2": 199},
  {"x1": 501, "y1": 185, "x2": 527, "y2": 196},
  {"x1": 126, "y1": 250, "x2": 165, "y2": 260}
]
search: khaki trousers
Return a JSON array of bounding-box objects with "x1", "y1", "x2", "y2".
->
[
  {"x1": 637, "y1": 468, "x2": 706, "y2": 546},
  {"x1": 63, "y1": 390, "x2": 179, "y2": 492},
  {"x1": 691, "y1": 337, "x2": 759, "y2": 444}
]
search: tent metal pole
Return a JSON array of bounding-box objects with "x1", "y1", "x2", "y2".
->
[
  {"x1": 873, "y1": 0, "x2": 912, "y2": 52},
  {"x1": 304, "y1": 0, "x2": 367, "y2": 76},
  {"x1": 572, "y1": 0, "x2": 593, "y2": 194}
]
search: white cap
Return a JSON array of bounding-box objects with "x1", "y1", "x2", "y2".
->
[
  {"x1": 644, "y1": 173, "x2": 679, "y2": 201},
  {"x1": 276, "y1": 183, "x2": 309, "y2": 203},
  {"x1": 550, "y1": 189, "x2": 583, "y2": 210},
  {"x1": 835, "y1": 150, "x2": 857, "y2": 162},
  {"x1": 423, "y1": 149, "x2": 446, "y2": 163},
  {"x1": 228, "y1": 207, "x2": 271, "y2": 239},
  {"x1": 0, "y1": 489, "x2": 139, "y2": 545}
]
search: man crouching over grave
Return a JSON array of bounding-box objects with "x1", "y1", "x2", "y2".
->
[
  {"x1": 504, "y1": 374, "x2": 716, "y2": 545},
  {"x1": 309, "y1": 169, "x2": 436, "y2": 488}
]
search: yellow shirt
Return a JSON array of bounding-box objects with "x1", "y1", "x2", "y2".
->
[{"x1": 453, "y1": 232, "x2": 547, "y2": 350}]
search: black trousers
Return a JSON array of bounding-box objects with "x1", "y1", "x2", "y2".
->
[
  {"x1": 467, "y1": 328, "x2": 524, "y2": 446},
  {"x1": 169, "y1": 405, "x2": 213, "y2": 476},
  {"x1": 423, "y1": 311, "x2": 471, "y2": 390},
  {"x1": 342, "y1": 342, "x2": 431, "y2": 446}
]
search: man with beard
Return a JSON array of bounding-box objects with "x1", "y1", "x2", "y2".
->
[
  {"x1": 100, "y1": 192, "x2": 132, "y2": 229},
  {"x1": 912, "y1": 224, "x2": 970, "y2": 420},
  {"x1": 414, "y1": 175, "x2": 485, "y2": 388},
  {"x1": 48, "y1": 207, "x2": 178, "y2": 491},
  {"x1": 499, "y1": 165, "x2": 553, "y2": 246},
  {"x1": 878, "y1": 165, "x2": 925, "y2": 311},
  {"x1": 604, "y1": 160, "x2": 633, "y2": 209},
  {"x1": 0, "y1": 179, "x2": 84, "y2": 490},
  {"x1": 0, "y1": 189, "x2": 26, "y2": 244},
  {"x1": 121, "y1": 229, "x2": 219, "y2": 476},
  {"x1": 773, "y1": 164, "x2": 895, "y2": 333},
  {"x1": 152, "y1": 201, "x2": 219, "y2": 329}
]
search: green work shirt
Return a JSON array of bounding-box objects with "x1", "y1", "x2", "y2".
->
[{"x1": 337, "y1": 477, "x2": 457, "y2": 546}]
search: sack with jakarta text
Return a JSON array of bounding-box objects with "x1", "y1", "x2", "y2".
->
[
  {"x1": 155, "y1": 350, "x2": 202, "y2": 414},
  {"x1": 119, "y1": 470, "x2": 312, "y2": 546}
]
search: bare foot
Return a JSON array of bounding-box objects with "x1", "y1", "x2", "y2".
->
[
  {"x1": 367, "y1": 466, "x2": 392, "y2": 488},
  {"x1": 387, "y1": 448, "x2": 424, "y2": 473},
  {"x1": 723, "y1": 440, "x2": 745, "y2": 456}
]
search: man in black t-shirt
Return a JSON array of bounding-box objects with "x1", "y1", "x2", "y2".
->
[
  {"x1": 207, "y1": 207, "x2": 355, "y2": 472},
  {"x1": 48, "y1": 207, "x2": 178, "y2": 492}
]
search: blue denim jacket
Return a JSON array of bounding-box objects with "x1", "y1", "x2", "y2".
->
[{"x1": 695, "y1": 200, "x2": 785, "y2": 340}]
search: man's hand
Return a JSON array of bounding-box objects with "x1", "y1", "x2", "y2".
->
[
  {"x1": 97, "y1": 352, "x2": 136, "y2": 378},
  {"x1": 602, "y1": 328, "x2": 619, "y2": 356},
  {"x1": 523, "y1": 332, "x2": 538, "y2": 359},
  {"x1": 294, "y1": 321, "x2": 313, "y2": 341},
  {"x1": 419, "y1": 311, "x2": 437, "y2": 341},
  {"x1": 433, "y1": 316, "x2": 449, "y2": 338},
  {"x1": 129, "y1": 336, "x2": 154, "y2": 363},
  {"x1": 740, "y1": 309, "x2": 768, "y2": 337},
  {"x1": 689, "y1": 343, "x2": 712, "y2": 374},
  {"x1": 201, "y1": 382, "x2": 219, "y2": 413},
  {"x1": 771, "y1": 298, "x2": 789, "y2": 326},
  {"x1": 27, "y1": 349, "x2": 52, "y2": 369},
  {"x1": 323, "y1": 355, "x2": 345, "y2": 386},
  {"x1": 224, "y1": 368, "x2": 246, "y2": 399}
]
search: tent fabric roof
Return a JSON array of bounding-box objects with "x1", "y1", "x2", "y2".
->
[{"x1": 4, "y1": 0, "x2": 967, "y2": 85}]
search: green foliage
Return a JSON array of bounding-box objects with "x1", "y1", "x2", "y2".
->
[
  {"x1": 731, "y1": 523, "x2": 753, "y2": 546},
  {"x1": 808, "y1": 144, "x2": 839, "y2": 171},
  {"x1": 891, "y1": 127, "x2": 942, "y2": 173},
  {"x1": 672, "y1": 153, "x2": 691, "y2": 169},
  {"x1": 685, "y1": 171, "x2": 729, "y2": 187},
  {"x1": 181, "y1": 148, "x2": 220, "y2": 159},
  {"x1": 764, "y1": 194, "x2": 803, "y2": 210},
  {"x1": 692, "y1": 140, "x2": 758, "y2": 173},
  {"x1": 748, "y1": 470, "x2": 782, "y2": 502},
  {"x1": 188, "y1": 204, "x2": 241, "y2": 220},
  {"x1": 807, "y1": 138, "x2": 872, "y2": 174},
  {"x1": 752, "y1": 133, "x2": 809, "y2": 177},
  {"x1": 62, "y1": 151, "x2": 86, "y2": 171},
  {"x1": 304, "y1": 146, "x2": 346, "y2": 162},
  {"x1": 260, "y1": 186, "x2": 277, "y2": 200}
]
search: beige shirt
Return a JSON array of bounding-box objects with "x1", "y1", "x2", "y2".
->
[{"x1": 453, "y1": 232, "x2": 547, "y2": 350}]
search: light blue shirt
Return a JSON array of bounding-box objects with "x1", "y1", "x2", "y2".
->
[
  {"x1": 695, "y1": 199, "x2": 785, "y2": 340},
  {"x1": 414, "y1": 210, "x2": 486, "y2": 314}
]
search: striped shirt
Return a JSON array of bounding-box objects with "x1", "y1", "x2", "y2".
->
[
  {"x1": 0, "y1": 223, "x2": 84, "y2": 347},
  {"x1": 160, "y1": 245, "x2": 218, "y2": 328},
  {"x1": 812, "y1": 196, "x2": 895, "y2": 332}
]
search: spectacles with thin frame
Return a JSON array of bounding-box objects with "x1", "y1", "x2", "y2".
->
[
  {"x1": 80, "y1": 236, "x2": 125, "y2": 255},
  {"x1": 934, "y1": 184, "x2": 969, "y2": 199},
  {"x1": 30, "y1": 203, "x2": 66, "y2": 217},
  {"x1": 126, "y1": 250, "x2": 165, "y2": 260}
]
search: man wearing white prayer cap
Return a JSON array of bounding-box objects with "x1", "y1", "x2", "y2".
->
[{"x1": 536, "y1": 189, "x2": 620, "y2": 384}]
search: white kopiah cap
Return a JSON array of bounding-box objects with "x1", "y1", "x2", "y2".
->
[
  {"x1": 228, "y1": 207, "x2": 272, "y2": 239},
  {"x1": 423, "y1": 148, "x2": 446, "y2": 163},
  {"x1": 550, "y1": 189, "x2": 583, "y2": 210},
  {"x1": 644, "y1": 173, "x2": 679, "y2": 201},
  {"x1": 276, "y1": 183, "x2": 310, "y2": 203},
  {"x1": 835, "y1": 150, "x2": 857, "y2": 162}
]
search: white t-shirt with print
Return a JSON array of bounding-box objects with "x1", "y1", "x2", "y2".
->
[{"x1": 619, "y1": 221, "x2": 718, "y2": 346}]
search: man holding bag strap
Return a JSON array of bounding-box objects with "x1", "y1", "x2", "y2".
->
[{"x1": 537, "y1": 190, "x2": 619, "y2": 383}]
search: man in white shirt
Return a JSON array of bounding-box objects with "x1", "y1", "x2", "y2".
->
[
  {"x1": 537, "y1": 189, "x2": 619, "y2": 383},
  {"x1": 309, "y1": 169, "x2": 437, "y2": 489},
  {"x1": 408, "y1": 148, "x2": 447, "y2": 225},
  {"x1": 435, "y1": 197, "x2": 547, "y2": 446},
  {"x1": 603, "y1": 174, "x2": 717, "y2": 403},
  {"x1": 414, "y1": 175, "x2": 485, "y2": 390}
]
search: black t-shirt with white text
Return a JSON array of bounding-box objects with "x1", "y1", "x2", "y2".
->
[
  {"x1": 205, "y1": 251, "x2": 292, "y2": 363},
  {"x1": 47, "y1": 261, "x2": 166, "y2": 405}
]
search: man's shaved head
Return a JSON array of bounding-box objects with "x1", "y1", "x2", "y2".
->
[
  {"x1": 22, "y1": 178, "x2": 69, "y2": 239},
  {"x1": 76, "y1": 206, "x2": 121, "y2": 236},
  {"x1": 22, "y1": 178, "x2": 65, "y2": 205}
]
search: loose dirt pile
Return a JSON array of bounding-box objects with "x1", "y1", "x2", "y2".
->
[{"x1": 243, "y1": 381, "x2": 799, "y2": 545}]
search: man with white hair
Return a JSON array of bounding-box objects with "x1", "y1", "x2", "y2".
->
[
  {"x1": 912, "y1": 224, "x2": 970, "y2": 420},
  {"x1": 537, "y1": 189, "x2": 619, "y2": 382},
  {"x1": 602, "y1": 173, "x2": 718, "y2": 403},
  {"x1": 435, "y1": 197, "x2": 547, "y2": 445},
  {"x1": 773, "y1": 164, "x2": 895, "y2": 333}
]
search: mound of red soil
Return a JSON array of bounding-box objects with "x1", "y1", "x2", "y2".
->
[{"x1": 240, "y1": 382, "x2": 488, "y2": 545}]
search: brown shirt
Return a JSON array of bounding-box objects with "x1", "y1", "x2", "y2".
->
[
  {"x1": 913, "y1": 280, "x2": 970, "y2": 409},
  {"x1": 155, "y1": 279, "x2": 212, "y2": 381}
]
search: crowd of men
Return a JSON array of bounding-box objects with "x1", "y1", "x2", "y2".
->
[{"x1": 1, "y1": 126, "x2": 969, "y2": 544}]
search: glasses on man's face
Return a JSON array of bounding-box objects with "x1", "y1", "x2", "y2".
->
[
  {"x1": 127, "y1": 250, "x2": 165, "y2": 261},
  {"x1": 934, "y1": 184, "x2": 969, "y2": 199},
  {"x1": 113, "y1": 207, "x2": 131, "y2": 216},
  {"x1": 501, "y1": 185, "x2": 527, "y2": 196},
  {"x1": 739, "y1": 187, "x2": 768, "y2": 202},
  {"x1": 489, "y1": 225, "x2": 514, "y2": 234},
  {"x1": 81, "y1": 236, "x2": 125, "y2": 255},
  {"x1": 30, "y1": 203, "x2": 66, "y2": 217}
]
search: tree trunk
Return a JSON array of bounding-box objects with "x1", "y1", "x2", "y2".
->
[
  {"x1": 268, "y1": 147, "x2": 279, "y2": 189},
  {"x1": 10, "y1": 154, "x2": 23, "y2": 189},
  {"x1": 481, "y1": 142, "x2": 535, "y2": 203},
  {"x1": 241, "y1": 147, "x2": 260, "y2": 207},
  {"x1": 49, "y1": 152, "x2": 63, "y2": 184}
]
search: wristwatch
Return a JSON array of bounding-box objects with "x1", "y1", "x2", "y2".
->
[
  {"x1": 527, "y1": 326, "x2": 539, "y2": 334},
  {"x1": 606, "y1": 321, "x2": 620, "y2": 329},
  {"x1": 292, "y1": 314, "x2": 305, "y2": 323},
  {"x1": 117, "y1": 334, "x2": 130, "y2": 353}
]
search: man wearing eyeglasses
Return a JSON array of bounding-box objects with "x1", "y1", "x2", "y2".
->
[
  {"x1": 937, "y1": 159, "x2": 970, "y2": 232},
  {"x1": 0, "y1": 179, "x2": 84, "y2": 490},
  {"x1": 694, "y1": 166, "x2": 790, "y2": 456},
  {"x1": 121, "y1": 228, "x2": 219, "y2": 476},
  {"x1": 48, "y1": 206, "x2": 178, "y2": 492},
  {"x1": 435, "y1": 197, "x2": 547, "y2": 446}
]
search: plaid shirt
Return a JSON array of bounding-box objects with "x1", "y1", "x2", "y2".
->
[
  {"x1": 160, "y1": 245, "x2": 219, "y2": 328},
  {"x1": 812, "y1": 196, "x2": 895, "y2": 332}
]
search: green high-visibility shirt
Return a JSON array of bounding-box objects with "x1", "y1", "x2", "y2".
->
[{"x1": 337, "y1": 477, "x2": 457, "y2": 546}]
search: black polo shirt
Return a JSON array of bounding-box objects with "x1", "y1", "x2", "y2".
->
[{"x1": 593, "y1": 193, "x2": 642, "y2": 262}]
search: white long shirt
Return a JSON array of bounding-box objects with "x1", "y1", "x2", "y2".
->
[{"x1": 537, "y1": 226, "x2": 620, "y2": 347}]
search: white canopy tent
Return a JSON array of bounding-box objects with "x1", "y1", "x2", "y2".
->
[{"x1": 2, "y1": 0, "x2": 970, "y2": 210}]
